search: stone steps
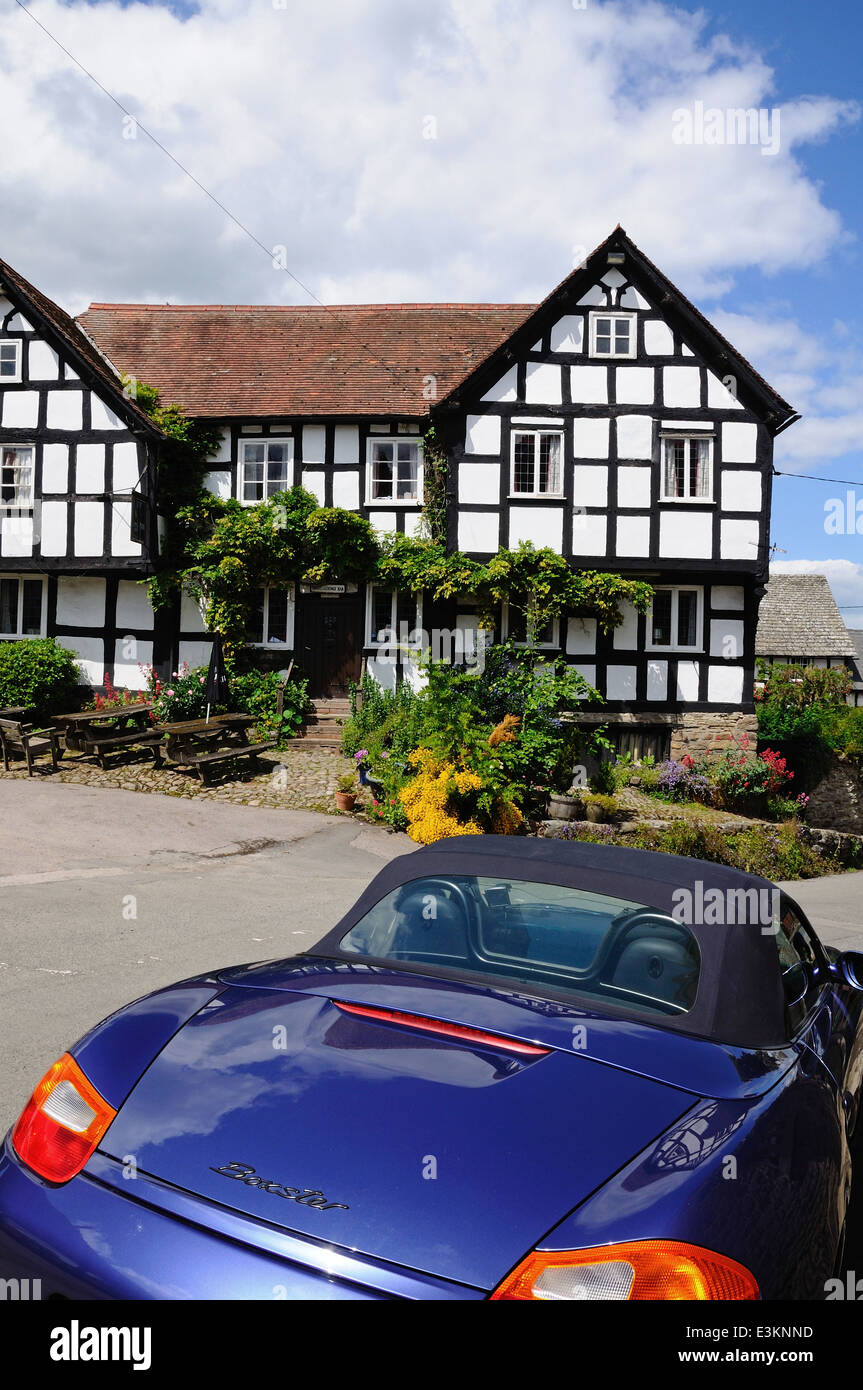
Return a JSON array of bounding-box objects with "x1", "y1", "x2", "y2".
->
[{"x1": 291, "y1": 698, "x2": 351, "y2": 750}]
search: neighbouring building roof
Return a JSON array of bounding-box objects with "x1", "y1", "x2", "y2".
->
[
  {"x1": 755, "y1": 574, "x2": 858, "y2": 659},
  {"x1": 0, "y1": 256, "x2": 161, "y2": 436},
  {"x1": 77, "y1": 302, "x2": 532, "y2": 418},
  {"x1": 847, "y1": 629, "x2": 863, "y2": 688}
]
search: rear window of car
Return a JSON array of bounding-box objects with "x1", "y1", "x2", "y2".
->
[{"x1": 339, "y1": 874, "x2": 701, "y2": 1021}]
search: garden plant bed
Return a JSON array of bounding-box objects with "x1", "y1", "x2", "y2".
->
[{"x1": 539, "y1": 812, "x2": 863, "y2": 878}]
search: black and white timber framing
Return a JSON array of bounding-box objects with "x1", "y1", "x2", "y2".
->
[{"x1": 0, "y1": 229, "x2": 798, "y2": 728}]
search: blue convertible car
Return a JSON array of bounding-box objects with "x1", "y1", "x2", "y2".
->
[{"x1": 1, "y1": 838, "x2": 862, "y2": 1300}]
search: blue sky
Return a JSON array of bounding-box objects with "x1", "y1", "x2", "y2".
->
[
  {"x1": 1, "y1": 0, "x2": 860, "y2": 618},
  {"x1": 692, "y1": 0, "x2": 863, "y2": 620}
]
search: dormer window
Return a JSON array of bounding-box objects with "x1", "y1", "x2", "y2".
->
[
  {"x1": 0, "y1": 341, "x2": 22, "y2": 382},
  {"x1": 589, "y1": 312, "x2": 636, "y2": 359}
]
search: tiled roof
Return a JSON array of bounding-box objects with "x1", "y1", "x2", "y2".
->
[
  {"x1": 77, "y1": 303, "x2": 532, "y2": 418},
  {"x1": 0, "y1": 257, "x2": 160, "y2": 435},
  {"x1": 755, "y1": 574, "x2": 858, "y2": 658}
]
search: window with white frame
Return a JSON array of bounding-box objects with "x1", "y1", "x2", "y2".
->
[
  {"x1": 0, "y1": 574, "x2": 46, "y2": 638},
  {"x1": 589, "y1": 312, "x2": 636, "y2": 359},
  {"x1": 0, "y1": 341, "x2": 22, "y2": 381},
  {"x1": 647, "y1": 587, "x2": 703, "y2": 652},
  {"x1": 239, "y1": 438, "x2": 293, "y2": 503},
  {"x1": 367, "y1": 438, "x2": 423, "y2": 503},
  {"x1": 1, "y1": 446, "x2": 34, "y2": 507},
  {"x1": 367, "y1": 587, "x2": 420, "y2": 645},
  {"x1": 248, "y1": 586, "x2": 293, "y2": 646},
  {"x1": 511, "y1": 430, "x2": 563, "y2": 497},
  {"x1": 661, "y1": 435, "x2": 712, "y2": 501},
  {"x1": 504, "y1": 604, "x2": 559, "y2": 648}
]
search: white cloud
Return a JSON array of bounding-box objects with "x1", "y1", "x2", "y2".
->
[
  {"x1": 771, "y1": 559, "x2": 863, "y2": 629},
  {"x1": 0, "y1": 0, "x2": 857, "y2": 311},
  {"x1": 711, "y1": 307, "x2": 863, "y2": 470}
]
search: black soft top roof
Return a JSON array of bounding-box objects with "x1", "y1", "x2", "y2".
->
[{"x1": 310, "y1": 838, "x2": 792, "y2": 1048}]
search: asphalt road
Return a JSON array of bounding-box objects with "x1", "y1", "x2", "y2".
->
[{"x1": 0, "y1": 781, "x2": 413, "y2": 1133}]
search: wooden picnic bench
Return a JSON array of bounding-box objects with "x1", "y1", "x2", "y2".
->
[
  {"x1": 155, "y1": 713, "x2": 276, "y2": 784},
  {"x1": 0, "y1": 718, "x2": 62, "y2": 775},
  {"x1": 52, "y1": 704, "x2": 161, "y2": 769}
]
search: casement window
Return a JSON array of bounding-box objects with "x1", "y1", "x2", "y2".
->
[
  {"x1": 0, "y1": 341, "x2": 22, "y2": 382},
  {"x1": 589, "y1": 312, "x2": 636, "y2": 359},
  {"x1": 1, "y1": 445, "x2": 34, "y2": 507},
  {"x1": 503, "y1": 604, "x2": 559, "y2": 649},
  {"x1": 367, "y1": 438, "x2": 423, "y2": 504},
  {"x1": 647, "y1": 586, "x2": 703, "y2": 652},
  {"x1": 661, "y1": 435, "x2": 713, "y2": 501},
  {"x1": 239, "y1": 438, "x2": 293, "y2": 503},
  {"x1": 366, "y1": 587, "x2": 420, "y2": 646},
  {"x1": 0, "y1": 574, "x2": 46, "y2": 639},
  {"x1": 248, "y1": 585, "x2": 293, "y2": 646},
  {"x1": 511, "y1": 431, "x2": 563, "y2": 497}
]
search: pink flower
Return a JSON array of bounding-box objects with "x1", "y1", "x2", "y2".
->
[{"x1": 166, "y1": 689, "x2": 175, "y2": 698}]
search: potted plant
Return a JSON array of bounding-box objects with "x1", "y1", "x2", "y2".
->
[
  {"x1": 335, "y1": 773, "x2": 357, "y2": 812},
  {"x1": 547, "y1": 789, "x2": 586, "y2": 821}
]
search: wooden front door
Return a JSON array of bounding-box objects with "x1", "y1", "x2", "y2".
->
[{"x1": 294, "y1": 597, "x2": 363, "y2": 697}]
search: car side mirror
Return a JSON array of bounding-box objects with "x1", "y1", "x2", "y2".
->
[{"x1": 831, "y1": 952, "x2": 863, "y2": 991}]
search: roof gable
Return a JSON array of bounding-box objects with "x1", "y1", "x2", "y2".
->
[
  {"x1": 0, "y1": 256, "x2": 161, "y2": 438},
  {"x1": 437, "y1": 227, "x2": 796, "y2": 433}
]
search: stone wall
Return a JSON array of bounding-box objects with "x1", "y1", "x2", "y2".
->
[
  {"x1": 804, "y1": 764, "x2": 863, "y2": 836},
  {"x1": 669, "y1": 711, "x2": 758, "y2": 761}
]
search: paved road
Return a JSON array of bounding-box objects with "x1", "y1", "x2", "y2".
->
[
  {"x1": 0, "y1": 781, "x2": 413, "y2": 1133},
  {"x1": 778, "y1": 872, "x2": 863, "y2": 952}
]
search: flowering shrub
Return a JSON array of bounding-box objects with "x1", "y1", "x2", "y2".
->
[
  {"x1": 654, "y1": 759, "x2": 712, "y2": 802},
  {"x1": 711, "y1": 743, "x2": 794, "y2": 808},
  {"x1": 399, "y1": 747, "x2": 522, "y2": 845},
  {"x1": 143, "y1": 663, "x2": 211, "y2": 723},
  {"x1": 87, "y1": 672, "x2": 148, "y2": 712}
]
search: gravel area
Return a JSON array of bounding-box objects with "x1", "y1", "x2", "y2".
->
[{"x1": 0, "y1": 743, "x2": 365, "y2": 816}]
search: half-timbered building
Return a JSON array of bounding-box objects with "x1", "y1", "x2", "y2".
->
[
  {"x1": 1, "y1": 229, "x2": 798, "y2": 756},
  {"x1": 0, "y1": 257, "x2": 166, "y2": 687}
]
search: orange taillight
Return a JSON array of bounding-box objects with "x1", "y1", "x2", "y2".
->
[
  {"x1": 491, "y1": 1240, "x2": 759, "y2": 1301},
  {"x1": 12, "y1": 1053, "x2": 116, "y2": 1184}
]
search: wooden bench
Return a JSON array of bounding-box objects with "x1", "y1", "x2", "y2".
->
[
  {"x1": 81, "y1": 729, "x2": 165, "y2": 771},
  {"x1": 175, "y1": 740, "x2": 277, "y2": 784},
  {"x1": 0, "y1": 719, "x2": 61, "y2": 776}
]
